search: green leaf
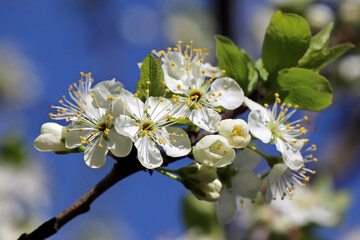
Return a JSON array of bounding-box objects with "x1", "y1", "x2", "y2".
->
[
  {"x1": 277, "y1": 68, "x2": 333, "y2": 111},
  {"x1": 307, "y1": 22, "x2": 333, "y2": 52},
  {"x1": 298, "y1": 23, "x2": 354, "y2": 71},
  {"x1": 255, "y1": 59, "x2": 269, "y2": 81},
  {"x1": 136, "y1": 55, "x2": 164, "y2": 102},
  {"x1": 242, "y1": 50, "x2": 259, "y2": 93},
  {"x1": 215, "y1": 35, "x2": 249, "y2": 93},
  {"x1": 298, "y1": 43, "x2": 355, "y2": 71},
  {"x1": 261, "y1": 11, "x2": 311, "y2": 75}
]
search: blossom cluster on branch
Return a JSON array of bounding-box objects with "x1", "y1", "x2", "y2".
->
[{"x1": 33, "y1": 10, "x2": 353, "y2": 228}]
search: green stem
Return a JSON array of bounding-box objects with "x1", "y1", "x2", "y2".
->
[
  {"x1": 246, "y1": 145, "x2": 280, "y2": 168},
  {"x1": 246, "y1": 145, "x2": 271, "y2": 159},
  {"x1": 155, "y1": 168, "x2": 183, "y2": 183}
]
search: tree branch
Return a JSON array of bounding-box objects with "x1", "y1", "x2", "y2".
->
[
  {"x1": 18, "y1": 149, "x2": 144, "y2": 240},
  {"x1": 19, "y1": 103, "x2": 250, "y2": 240}
]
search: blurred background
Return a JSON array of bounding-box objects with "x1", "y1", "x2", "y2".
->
[{"x1": 0, "y1": 0, "x2": 359, "y2": 239}]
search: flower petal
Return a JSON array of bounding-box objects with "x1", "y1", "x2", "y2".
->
[
  {"x1": 107, "y1": 129, "x2": 132, "y2": 157},
  {"x1": 114, "y1": 115, "x2": 138, "y2": 140},
  {"x1": 208, "y1": 77, "x2": 244, "y2": 110},
  {"x1": 160, "y1": 127, "x2": 191, "y2": 157},
  {"x1": 89, "y1": 88, "x2": 113, "y2": 110},
  {"x1": 171, "y1": 102, "x2": 191, "y2": 119},
  {"x1": 202, "y1": 63, "x2": 222, "y2": 78},
  {"x1": 122, "y1": 89, "x2": 144, "y2": 120},
  {"x1": 233, "y1": 147, "x2": 261, "y2": 170},
  {"x1": 65, "y1": 124, "x2": 93, "y2": 149},
  {"x1": 40, "y1": 122, "x2": 65, "y2": 136},
  {"x1": 189, "y1": 107, "x2": 221, "y2": 132},
  {"x1": 265, "y1": 163, "x2": 288, "y2": 203},
  {"x1": 248, "y1": 110, "x2": 272, "y2": 143},
  {"x1": 33, "y1": 134, "x2": 68, "y2": 152},
  {"x1": 84, "y1": 137, "x2": 108, "y2": 168},
  {"x1": 217, "y1": 188, "x2": 237, "y2": 225},
  {"x1": 244, "y1": 97, "x2": 267, "y2": 114},
  {"x1": 275, "y1": 139, "x2": 304, "y2": 170},
  {"x1": 135, "y1": 136, "x2": 163, "y2": 169},
  {"x1": 232, "y1": 169, "x2": 261, "y2": 199},
  {"x1": 93, "y1": 78, "x2": 123, "y2": 94},
  {"x1": 193, "y1": 135, "x2": 235, "y2": 168},
  {"x1": 146, "y1": 97, "x2": 173, "y2": 123},
  {"x1": 111, "y1": 97, "x2": 126, "y2": 118}
]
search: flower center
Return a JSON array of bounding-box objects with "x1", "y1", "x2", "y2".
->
[
  {"x1": 98, "y1": 122, "x2": 107, "y2": 132},
  {"x1": 142, "y1": 119, "x2": 154, "y2": 131},
  {"x1": 189, "y1": 89, "x2": 203, "y2": 102}
]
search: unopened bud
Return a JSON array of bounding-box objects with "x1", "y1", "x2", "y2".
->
[
  {"x1": 178, "y1": 162, "x2": 218, "y2": 184},
  {"x1": 185, "y1": 179, "x2": 222, "y2": 202},
  {"x1": 193, "y1": 135, "x2": 235, "y2": 168},
  {"x1": 34, "y1": 122, "x2": 69, "y2": 152},
  {"x1": 218, "y1": 119, "x2": 251, "y2": 149}
]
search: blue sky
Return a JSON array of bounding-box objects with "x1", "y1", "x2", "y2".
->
[{"x1": 0, "y1": 0, "x2": 359, "y2": 239}]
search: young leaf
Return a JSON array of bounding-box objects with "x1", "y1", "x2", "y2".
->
[
  {"x1": 298, "y1": 22, "x2": 354, "y2": 71},
  {"x1": 242, "y1": 49, "x2": 259, "y2": 93},
  {"x1": 215, "y1": 35, "x2": 249, "y2": 93},
  {"x1": 136, "y1": 55, "x2": 164, "y2": 101},
  {"x1": 277, "y1": 68, "x2": 333, "y2": 111},
  {"x1": 261, "y1": 11, "x2": 311, "y2": 75},
  {"x1": 307, "y1": 22, "x2": 333, "y2": 52},
  {"x1": 298, "y1": 43, "x2": 355, "y2": 72},
  {"x1": 255, "y1": 59, "x2": 269, "y2": 81}
]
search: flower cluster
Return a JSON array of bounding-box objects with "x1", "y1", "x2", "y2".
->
[{"x1": 34, "y1": 41, "x2": 318, "y2": 212}]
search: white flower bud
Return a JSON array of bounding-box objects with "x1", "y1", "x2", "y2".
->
[
  {"x1": 193, "y1": 135, "x2": 235, "y2": 168},
  {"x1": 188, "y1": 179, "x2": 222, "y2": 202},
  {"x1": 178, "y1": 162, "x2": 218, "y2": 184},
  {"x1": 34, "y1": 122, "x2": 68, "y2": 152},
  {"x1": 218, "y1": 119, "x2": 251, "y2": 149}
]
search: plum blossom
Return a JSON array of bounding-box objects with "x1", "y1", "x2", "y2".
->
[
  {"x1": 265, "y1": 144, "x2": 318, "y2": 203},
  {"x1": 64, "y1": 90, "x2": 132, "y2": 168},
  {"x1": 154, "y1": 41, "x2": 244, "y2": 132},
  {"x1": 245, "y1": 94, "x2": 310, "y2": 170},
  {"x1": 218, "y1": 119, "x2": 251, "y2": 148},
  {"x1": 33, "y1": 122, "x2": 68, "y2": 152},
  {"x1": 49, "y1": 72, "x2": 122, "y2": 121},
  {"x1": 193, "y1": 135, "x2": 235, "y2": 168},
  {"x1": 47, "y1": 73, "x2": 132, "y2": 168},
  {"x1": 114, "y1": 89, "x2": 191, "y2": 169}
]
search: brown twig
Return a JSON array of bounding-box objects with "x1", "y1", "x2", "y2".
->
[{"x1": 18, "y1": 103, "x2": 249, "y2": 240}]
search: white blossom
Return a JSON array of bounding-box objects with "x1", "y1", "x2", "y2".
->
[
  {"x1": 33, "y1": 122, "x2": 68, "y2": 152},
  {"x1": 64, "y1": 91, "x2": 132, "y2": 168},
  {"x1": 154, "y1": 42, "x2": 244, "y2": 132},
  {"x1": 265, "y1": 145, "x2": 318, "y2": 203},
  {"x1": 193, "y1": 135, "x2": 235, "y2": 168},
  {"x1": 114, "y1": 89, "x2": 191, "y2": 169},
  {"x1": 245, "y1": 94, "x2": 310, "y2": 170},
  {"x1": 49, "y1": 73, "x2": 122, "y2": 122},
  {"x1": 217, "y1": 148, "x2": 261, "y2": 224},
  {"x1": 46, "y1": 73, "x2": 131, "y2": 168},
  {"x1": 218, "y1": 119, "x2": 251, "y2": 148}
]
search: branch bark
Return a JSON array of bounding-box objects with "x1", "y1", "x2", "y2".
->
[{"x1": 19, "y1": 103, "x2": 250, "y2": 240}]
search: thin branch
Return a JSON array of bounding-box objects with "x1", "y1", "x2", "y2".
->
[
  {"x1": 19, "y1": 102, "x2": 250, "y2": 240},
  {"x1": 18, "y1": 149, "x2": 144, "y2": 240}
]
